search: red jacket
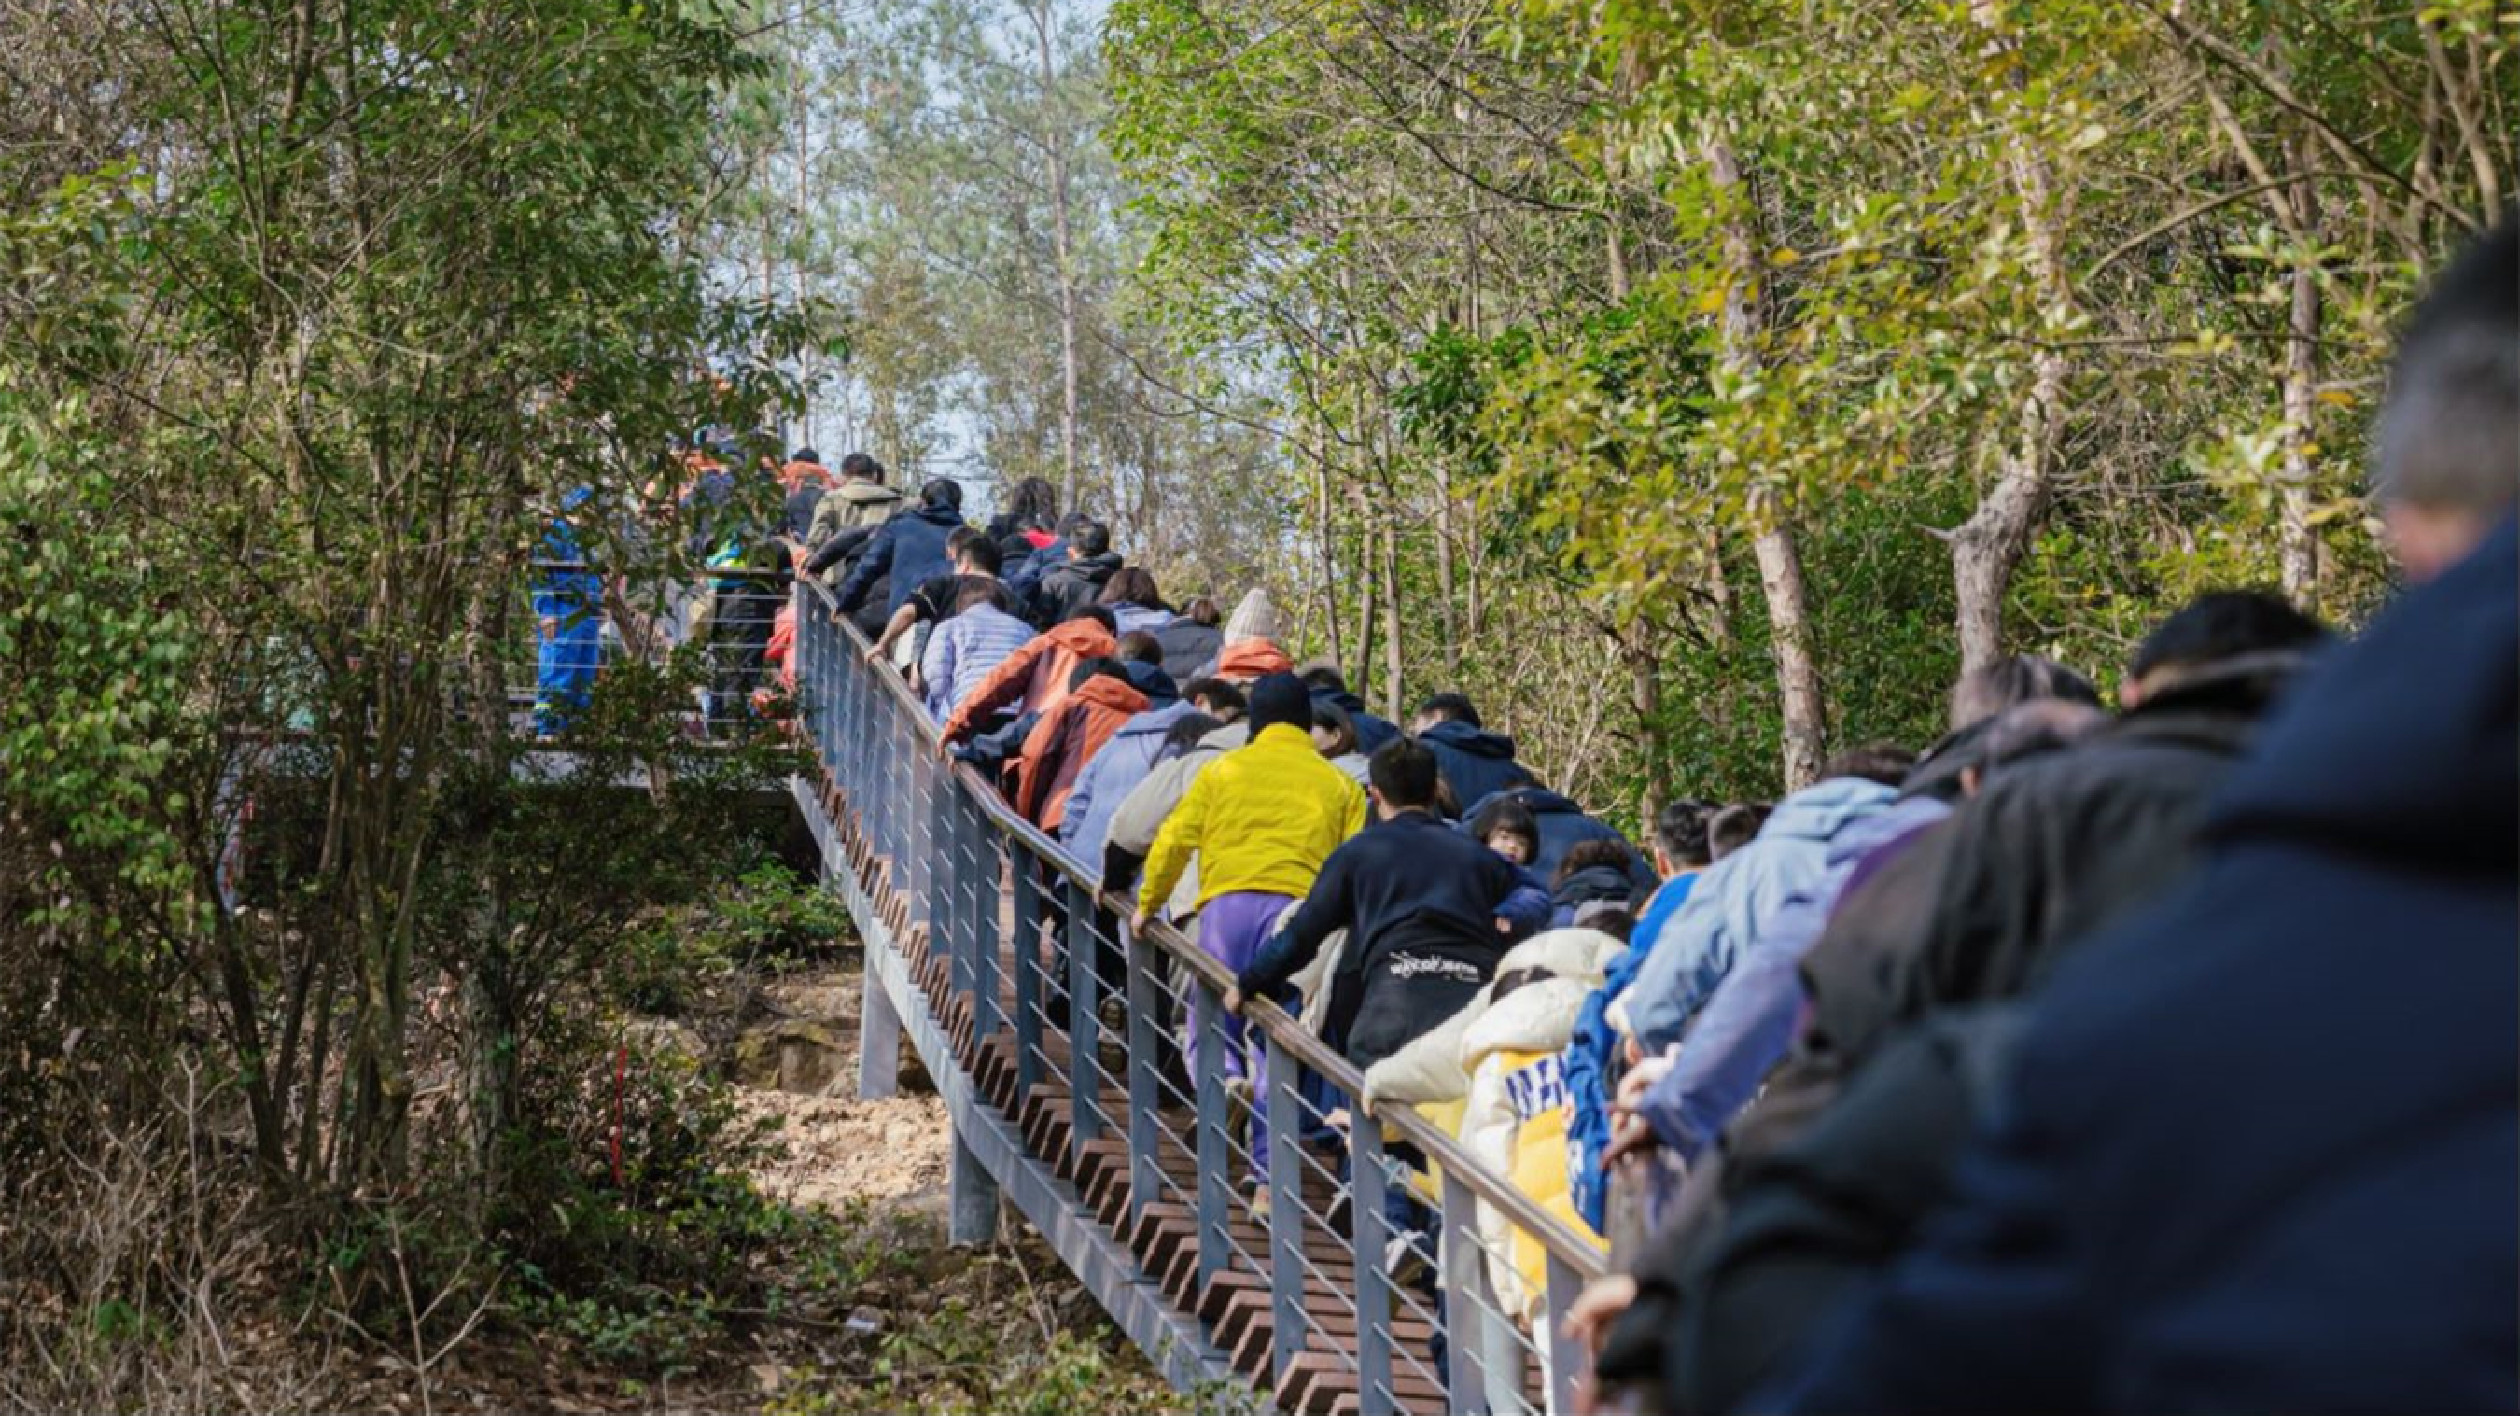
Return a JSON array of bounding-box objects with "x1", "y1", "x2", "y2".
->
[
  {"x1": 1013, "y1": 674, "x2": 1151, "y2": 828},
  {"x1": 938, "y1": 617, "x2": 1118, "y2": 745}
]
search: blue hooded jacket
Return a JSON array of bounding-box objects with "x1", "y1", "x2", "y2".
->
[
  {"x1": 1418, "y1": 719, "x2": 1534, "y2": 809},
  {"x1": 1634, "y1": 794, "x2": 1951, "y2": 1161},
  {"x1": 1779, "y1": 521, "x2": 2518, "y2": 1413},
  {"x1": 837, "y1": 501, "x2": 965, "y2": 617},
  {"x1": 1565, "y1": 867, "x2": 1699, "y2": 1232},
  {"x1": 1622, "y1": 777, "x2": 1898, "y2": 1055}
]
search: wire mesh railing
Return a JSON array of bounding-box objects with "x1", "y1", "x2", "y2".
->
[
  {"x1": 517, "y1": 563, "x2": 791, "y2": 739},
  {"x1": 790, "y1": 578, "x2": 1607, "y2": 1414}
]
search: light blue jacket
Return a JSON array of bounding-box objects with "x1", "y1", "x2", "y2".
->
[
  {"x1": 1635, "y1": 794, "x2": 1952, "y2": 1159},
  {"x1": 922, "y1": 604, "x2": 1037, "y2": 722},
  {"x1": 1060, "y1": 701, "x2": 1196, "y2": 868},
  {"x1": 1621, "y1": 777, "x2": 1898, "y2": 1055}
]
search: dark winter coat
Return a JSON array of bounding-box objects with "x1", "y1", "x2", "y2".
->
[
  {"x1": 1310, "y1": 686, "x2": 1402, "y2": 754},
  {"x1": 781, "y1": 484, "x2": 824, "y2": 541},
  {"x1": 985, "y1": 513, "x2": 1056, "y2": 568},
  {"x1": 1647, "y1": 1006, "x2": 2028, "y2": 1414},
  {"x1": 1598, "y1": 657, "x2": 2310, "y2": 1409},
  {"x1": 1034, "y1": 550, "x2": 1123, "y2": 626},
  {"x1": 1241, "y1": 809, "x2": 1521, "y2": 1070},
  {"x1": 1549, "y1": 863, "x2": 1639, "y2": 928},
  {"x1": 834, "y1": 502, "x2": 965, "y2": 618},
  {"x1": 1154, "y1": 618, "x2": 1225, "y2": 685},
  {"x1": 1843, "y1": 652, "x2": 2309, "y2": 1054},
  {"x1": 1122, "y1": 658, "x2": 1179, "y2": 707},
  {"x1": 1463, "y1": 786, "x2": 1656, "y2": 893},
  {"x1": 1417, "y1": 720, "x2": 1534, "y2": 815},
  {"x1": 1776, "y1": 521, "x2": 2518, "y2": 1414},
  {"x1": 1005, "y1": 535, "x2": 1067, "y2": 606}
]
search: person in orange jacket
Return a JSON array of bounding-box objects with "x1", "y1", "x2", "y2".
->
[{"x1": 1011, "y1": 658, "x2": 1150, "y2": 830}]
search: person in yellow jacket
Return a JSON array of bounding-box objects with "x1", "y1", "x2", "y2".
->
[{"x1": 1130, "y1": 674, "x2": 1364, "y2": 1190}]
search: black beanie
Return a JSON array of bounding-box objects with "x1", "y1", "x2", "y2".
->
[{"x1": 1247, "y1": 673, "x2": 1314, "y2": 736}]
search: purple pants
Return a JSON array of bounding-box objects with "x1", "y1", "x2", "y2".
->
[{"x1": 1188, "y1": 889, "x2": 1296, "y2": 1181}]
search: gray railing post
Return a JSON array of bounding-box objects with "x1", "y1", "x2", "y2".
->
[
  {"x1": 1012, "y1": 863, "x2": 1043, "y2": 1098},
  {"x1": 1124, "y1": 922, "x2": 1161, "y2": 1227},
  {"x1": 967, "y1": 797, "x2": 1002, "y2": 1043},
  {"x1": 1265, "y1": 1031, "x2": 1305, "y2": 1382},
  {"x1": 1544, "y1": 1252, "x2": 1587, "y2": 1416},
  {"x1": 1066, "y1": 878, "x2": 1101, "y2": 1155},
  {"x1": 909, "y1": 697, "x2": 934, "y2": 923},
  {"x1": 1192, "y1": 982, "x2": 1230, "y2": 1288},
  {"x1": 1440, "y1": 1168, "x2": 1482, "y2": 1413},
  {"x1": 1353, "y1": 1113, "x2": 1396, "y2": 1416}
]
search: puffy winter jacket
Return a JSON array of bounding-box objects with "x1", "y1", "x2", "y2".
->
[
  {"x1": 836, "y1": 502, "x2": 966, "y2": 617},
  {"x1": 1154, "y1": 618, "x2": 1224, "y2": 683},
  {"x1": 1213, "y1": 638, "x2": 1293, "y2": 681},
  {"x1": 1110, "y1": 602, "x2": 1174, "y2": 637},
  {"x1": 1139, "y1": 724, "x2": 1365, "y2": 915},
  {"x1": 1310, "y1": 686, "x2": 1403, "y2": 755},
  {"x1": 1035, "y1": 551, "x2": 1123, "y2": 625},
  {"x1": 1418, "y1": 720, "x2": 1535, "y2": 811},
  {"x1": 1013, "y1": 673, "x2": 1151, "y2": 829},
  {"x1": 1631, "y1": 795, "x2": 1952, "y2": 1163},
  {"x1": 1462, "y1": 969, "x2": 1616, "y2": 1322},
  {"x1": 1622, "y1": 777, "x2": 1897, "y2": 1055},
  {"x1": 1060, "y1": 701, "x2": 1193, "y2": 865},
  {"x1": 921, "y1": 604, "x2": 1036, "y2": 723},
  {"x1": 1362, "y1": 928, "x2": 1624, "y2": 1342},
  {"x1": 937, "y1": 618, "x2": 1117, "y2": 745}
]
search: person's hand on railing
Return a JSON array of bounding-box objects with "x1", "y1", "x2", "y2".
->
[
  {"x1": 1561, "y1": 1273, "x2": 1637, "y2": 1355},
  {"x1": 1601, "y1": 1055, "x2": 1671, "y2": 1167},
  {"x1": 864, "y1": 641, "x2": 889, "y2": 665},
  {"x1": 1128, "y1": 905, "x2": 1155, "y2": 938},
  {"x1": 1220, "y1": 984, "x2": 1244, "y2": 1016}
]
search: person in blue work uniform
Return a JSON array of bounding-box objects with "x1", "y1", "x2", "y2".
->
[{"x1": 534, "y1": 485, "x2": 603, "y2": 736}]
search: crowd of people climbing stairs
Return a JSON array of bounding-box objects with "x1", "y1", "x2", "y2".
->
[{"x1": 571, "y1": 222, "x2": 2516, "y2": 1411}]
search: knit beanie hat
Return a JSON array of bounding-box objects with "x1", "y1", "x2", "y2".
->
[{"x1": 1247, "y1": 673, "x2": 1315, "y2": 736}]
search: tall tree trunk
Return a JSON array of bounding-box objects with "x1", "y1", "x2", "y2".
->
[
  {"x1": 1351, "y1": 492, "x2": 1377, "y2": 684},
  {"x1": 1953, "y1": 4, "x2": 2075, "y2": 676},
  {"x1": 2277, "y1": 131, "x2": 2323, "y2": 608},
  {"x1": 1380, "y1": 516, "x2": 1404, "y2": 719},
  {"x1": 1705, "y1": 136, "x2": 1825, "y2": 788},
  {"x1": 1626, "y1": 623, "x2": 1668, "y2": 825},
  {"x1": 1031, "y1": 3, "x2": 1082, "y2": 507},
  {"x1": 1315, "y1": 443, "x2": 1344, "y2": 667}
]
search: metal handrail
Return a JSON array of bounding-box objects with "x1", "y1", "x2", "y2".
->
[{"x1": 799, "y1": 578, "x2": 1608, "y2": 1283}]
